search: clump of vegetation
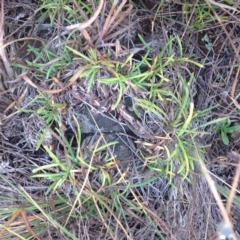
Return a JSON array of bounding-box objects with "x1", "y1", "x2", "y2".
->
[
  {"x1": 214, "y1": 118, "x2": 240, "y2": 145},
  {"x1": 0, "y1": 0, "x2": 239, "y2": 239}
]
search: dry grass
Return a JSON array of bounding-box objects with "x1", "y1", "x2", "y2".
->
[{"x1": 0, "y1": 0, "x2": 239, "y2": 239}]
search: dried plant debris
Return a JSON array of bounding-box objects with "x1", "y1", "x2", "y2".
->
[{"x1": 0, "y1": 0, "x2": 240, "y2": 239}]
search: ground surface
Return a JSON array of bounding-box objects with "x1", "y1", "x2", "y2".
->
[{"x1": 0, "y1": 0, "x2": 240, "y2": 239}]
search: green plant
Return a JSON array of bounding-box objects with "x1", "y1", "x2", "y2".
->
[
  {"x1": 36, "y1": 0, "x2": 93, "y2": 25},
  {"x1": 11, "y1": 42, "x2": 72, "y2": 79},
  {"x1": 16, "y1": 91, "x2": 67, "y2": 150},
  {"x1": 216, "y1": 183, "x2": 240, "y2": 207},
  {"x1": 0, "y1": 174, "x2": 79, "y2": 239},
  {"x1": 69, "y1": 34, "x2": 203, "y2": 182},
  {"x1": 30, "y1": 116, "x2": 166, "y2": 239},
  {"x1": 3, "y1": 0, "x2": 240, "y2": 239},
  {"x1": 214, "y1": 118, "x2": 240, "y2": 145},
  {"x1": 183, "y1": 4, "x2": 227, "y2": 30},
  {"x1": 201, "y1": 33, "x2": 213, "y2": 51}
]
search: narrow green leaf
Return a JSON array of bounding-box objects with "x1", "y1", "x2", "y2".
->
[
  {"x1": 77, "y1": 156, "x2": 98, "y2": 170},
  {"x1": 93, "y1": 142, "x2": 119, "y2": 154},
  {"x1": 32, "y1": 163, "x2": 61, "y2": 173},
  {"x1": 226, "y1": 125, "x2": 240, "y2": 132},
  {"x1": 138, "y1": 34, "x2": 151, "y2": 51},
  {"x1": 87, "y1": 69, "x2": 98, "y2": 92},
  {"x1": 31, "y1": 173, "x2": 65, "y2": 179},
  {"x1": 27, "y1": 45, "x2": 45, "y2": 61},
  {"x1": 66, "y1": 46, "x2": 93, "y2": 63},
  {"x1": 112, "y1": 82, "x2": 125, "y2": 110},
  {"x1": 44, "y1": 146, "x2": 67, "y2": 171},
  {"x1": 36, "y1": 129, "x2": 48, "y2": 150},
  {"x1": 221, "y1": 131, "x2": 229, "y2": 145},
  {"x1": 215, "y1": 184, "x2": 240, "y2": 206}
]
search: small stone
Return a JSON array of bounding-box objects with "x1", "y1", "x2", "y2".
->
[{"x1": 77, "y1": 106, "x2": 130, "y2": 134}]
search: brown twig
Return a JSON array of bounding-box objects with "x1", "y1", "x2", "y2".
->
[
  {"x1": 226, "y1": 156, "x2": 240, "y2": 214},
  {"x1": 20, "y1": 210, "x2": 41, "y2": 240},
  {"x1": 21, "y1": 64, "x2": 90, "y2": 94},
  {"x1": 0, "y1": 209, "x2": 40, "y2": 240},
  {"x1": 196, "y1": 152, "x2": 237, "y2": 240},
  {"x1": 0, "y1": 210, "x2": 21, "y2": 237},
  {"x1": 142, "y1": 205, "x2": 177, "y2": 240},
  {"x1": 205, "y1": 0, "x2": 240, "y2": 63},
  {"x1": 230, "y1": 65, "x2": 240, "y2": 98},
  {"x1": 0, "y1": 0, "x2": 14, "y2": 81},
  {"x1": 66, "y1": 0, "x2": 104, "y2": 30}
]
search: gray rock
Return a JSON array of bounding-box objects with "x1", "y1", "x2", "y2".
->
[{"x1": 77, "y1": 106, "x2": 130, "y2": 134}]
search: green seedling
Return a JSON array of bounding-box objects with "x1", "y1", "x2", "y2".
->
[
  {"x1": 17, "y1": 91, "x2": 67, "y2": 150},
  {"x1": 184, "y1": 4, "x2": 226, "y2": 30},
  {"x1": 201, "y1": 34, "x2": 213, "y2": 51},
  {"x1": 214, "y1": 118, "x2": 240, "y2": 145},
  {"x1": 26, "y1": 46, "x2": 72, "y2": 79}
]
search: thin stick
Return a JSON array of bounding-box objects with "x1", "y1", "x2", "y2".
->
[
  {"x1": 66, "y1": 0, "x2": 104, "y2": 30},
  {"x1": 0, "y1": 0, "x2": 14, "y2": 80},
  {"x1": 230, "y1": 65, "x2": 240, "y2": 98},
  {"x1": 196, "y1": 153, "x2": 236, "y2": 240},
  {"x1": 226, "y1": 159, "x2": 240, "y2": 214}
]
